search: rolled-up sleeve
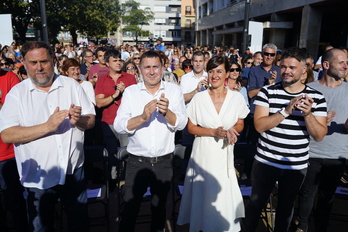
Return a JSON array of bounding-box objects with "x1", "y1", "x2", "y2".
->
[
  {"x1": 167, "y1": 85, "x2": 187, "y2": 131},
  {"x1": 114, "y1": 88, "x2": 135, "y2": 135}
]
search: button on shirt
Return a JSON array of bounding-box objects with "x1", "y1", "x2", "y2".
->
[
  {"x1": 0, "y1": 75, "x2": 95, "y2": 189},
  {"x1": 114, "y1": 81, "x2": 187, "y2": 157}
]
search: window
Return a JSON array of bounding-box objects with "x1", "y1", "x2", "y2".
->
[
  {"x1": 154, "y1": 6, "x2": 166, "y2": 12},
  {"x1": 154, "y1": 30, "x2": 160, "y2": 38},
  {"x1": 185, "y1": 6, "x2": 191, "y2": 15},
  {"x1": 170, "y1": 30, "x2": 181, "y2": 38},
  {"x1": 185, "y1": 31, "x2": 191, "y2": 41},
  {"x1": 154, "y1": 30, "x2": 166, "y2": 38},
  {"x1": 161, "y1": 31, "x2": 166, "y2": 38},
  {"x1": 169, "y1": 18, "x2": 179, "y2": 26},
  {"x1": 154, "y1": 18, "x2": 166, "y2": 25},
  {"x1": 170, "y1": 7, "x2": 179, "y2": 12},
  {"x1": 185, "y1": 19, "x2": 191, "y2": 27}
]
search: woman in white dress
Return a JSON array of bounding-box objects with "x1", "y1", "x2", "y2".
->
[{"x1": 177, "y1": 55, "x2": 250, "y2": 232}]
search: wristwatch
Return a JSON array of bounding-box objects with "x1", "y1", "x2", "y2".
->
[{"x1": 278, "y1": 107, "x2": 289, "y2": 118}]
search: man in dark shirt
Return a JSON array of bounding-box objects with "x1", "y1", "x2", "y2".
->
[{"x1": 248, "y1": 43, "x2": 281, "y2": 114}]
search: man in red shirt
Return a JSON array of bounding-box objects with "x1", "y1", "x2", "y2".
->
[
  {"x1": 88, "y1": 46, "x2": 109, "y2": 86},
  {"x1": 95, "y1": 49, "x2": 137, "y2": 157},
  {"x1": 0, "y1": 69, "x2": 27, "y2": 231}
]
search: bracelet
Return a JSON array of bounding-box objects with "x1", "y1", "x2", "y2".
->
[
  {"x1": 278, "y1": 107, "x2": 289, "y2": 118},
  {"x1": 110, "y1": 95, "x2": 115, "y2": 101}
]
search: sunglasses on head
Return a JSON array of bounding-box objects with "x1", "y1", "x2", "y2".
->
[
  {"x1": 263, "y1": 52, "x2": 276, "y2": 57},
  {"x1": 230, "y1": 68, "x2": 241, "y2": 72},
  {"x1": 126, "y1": 66, "x2": 135, "y2": 70}
]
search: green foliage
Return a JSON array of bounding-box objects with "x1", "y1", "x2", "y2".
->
[
  {"x1": 121, "y1": 0, "x2": 154, "y2": 42},
  {"x1": 0, "y1": 0, "x2": 40, "y2": 43},
  {"x1": 0, "y1": 0, "x2": 121, "y2": 44}
]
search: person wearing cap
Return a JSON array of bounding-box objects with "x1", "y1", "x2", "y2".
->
[{"x1": 155, "y1": 37, "x2": 165, "y2": 52}]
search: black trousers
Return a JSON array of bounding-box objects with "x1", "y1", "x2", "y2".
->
[
  {"x1": 243, "y1": 160, "x2": 307, "y2": 232},
  {"x1": 297, "y1": 158, "x2": 346, "y2": 232},
  {"x1": 119, "y1": 155, "x2": 173, "y2": 232},
  {"x1": 0, "y1": 158, "x2": 28, "y2": 232}
]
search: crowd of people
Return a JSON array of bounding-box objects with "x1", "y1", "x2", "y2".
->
[{"x1": 0, "y1": 39, "x2": 347, "y2": 232}]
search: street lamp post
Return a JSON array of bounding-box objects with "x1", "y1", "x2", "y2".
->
[
  {"x1": 40, "y1": 0, "x2": 49, "y2": 44},
  {"x1": 242, "y1": 0, "x2": 250, "y2": 52}
]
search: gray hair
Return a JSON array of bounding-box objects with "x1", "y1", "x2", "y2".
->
[{"x1": 262, "y1": 43, "x2": 277, "y2": 52}]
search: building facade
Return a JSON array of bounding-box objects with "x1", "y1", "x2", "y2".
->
[
  {"x1": 120, "y1": 0, "x2": 182, "y2": 45},
  {"x1": 195, "y1": 0, "x2": 347, "y2": 59},
  {"x1": 181, "y1": 0, "x2": 196, "y2": 46}
]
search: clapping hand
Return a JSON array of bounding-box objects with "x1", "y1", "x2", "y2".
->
[
  {"x1": 69, "y1": 104, "x2": 82, "y2": 125},
  {"x1": 226, "y1": 128, "x2": 240, "y2": 145},
  {"x1": 157, "y1": 93, "x2": 169, "y2": 116}
]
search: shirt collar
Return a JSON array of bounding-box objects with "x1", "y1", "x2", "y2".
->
[
  {"x1": 106, "y1": 71, "x2": 126, "y2": 80},
  {"x1": 140, "y1": 80, "x2": 165, "y2": 95},
  {"x1": 28, "y1": 73, "x2": 63, "y2": 92}
]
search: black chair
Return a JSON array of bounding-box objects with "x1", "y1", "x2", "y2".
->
[
  {"x1": 84, "y1": 146, "x2": 110, "y2": 231},
  {"x1": 114, "y1": 146, "x2": 130, "y2": 221},
  {"x1": 172, "y1": 144, "x2": 192, "y2": 230}
]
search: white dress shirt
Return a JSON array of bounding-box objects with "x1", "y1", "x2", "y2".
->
[
  {"x1": 180, "y1": 70, "x2": 208, "y2": 95},
  {"x1": 114, "y1": 81, "x2": 187, "y2": 157},
  {"x1": 180, "y1": 70, "x2": 208, "y2": 105},
  {"x1": 0, "y1": 75, "x2": 95, "y2": 189}
]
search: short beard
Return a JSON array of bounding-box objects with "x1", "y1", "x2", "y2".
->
[
  {"x1": 327, "y1": 70, "x2": 343, "y2": 81},
  {"x1": 29, "y1": 73, "x2": 54, "y2": 87},
  {"x1": 282, "y1": 79, "x2": 297, "y2": 85}
]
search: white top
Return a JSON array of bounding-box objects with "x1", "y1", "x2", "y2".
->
[
  {"x1": 114, "y1": 81, "x2": 187, "y2": 157},
  {"x1": 80, "y1": 80, "x2": 96, "y2": 105},
  {"x1": 0, "y1": 75, "x2": 95, "y2": 189},
  {"x1": 180, "y1": 70, "x2": 208, "y2": 96}
]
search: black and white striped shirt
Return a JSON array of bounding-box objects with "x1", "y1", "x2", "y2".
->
[{"x1": 254, "y1": 83, "x2": 327, "y2": 170}]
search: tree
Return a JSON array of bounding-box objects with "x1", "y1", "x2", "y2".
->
[
  {"x1": 43, "y1": 0, "x2": 121, "y2": 44},
  {"x1": 121, "y1": 0, "x2": 154, "y2": 42},
  {"x1": 0, "y1": 0, "x2": 39, "y2": 43},
  {"x1": 1, "y1": 0, "x2": 121, "y2": 44},
  {"x1": 78, "y1": 0, "x2": 121, "y2": 42}
]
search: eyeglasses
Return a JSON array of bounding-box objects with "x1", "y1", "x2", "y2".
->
[
  {"x1": 133, "y1": 57, "x2": 140, "y2": 60},
  {"x1": 245, "y1": 62, "x2": 252, "y2": 64},
  {"x1": 126, "y1": 66, "x2": 135, "y2": 70},
  {"x1": 230, "y1": 68, "x2": 241, "y2": 72},
  {"x1": 184, "y1": 66, "x2": 193, "y2": 70},
  {"x1": 263, "y1": 52, "x2": 276, "y2": 57}
]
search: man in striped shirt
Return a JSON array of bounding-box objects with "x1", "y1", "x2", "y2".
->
[{"x1": 242, "y1": 47, "x2": 328, "y2": 232}]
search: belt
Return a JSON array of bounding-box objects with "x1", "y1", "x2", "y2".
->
[{"x1": 129, "y1": 153, "x2": 173, "y2": 164}]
